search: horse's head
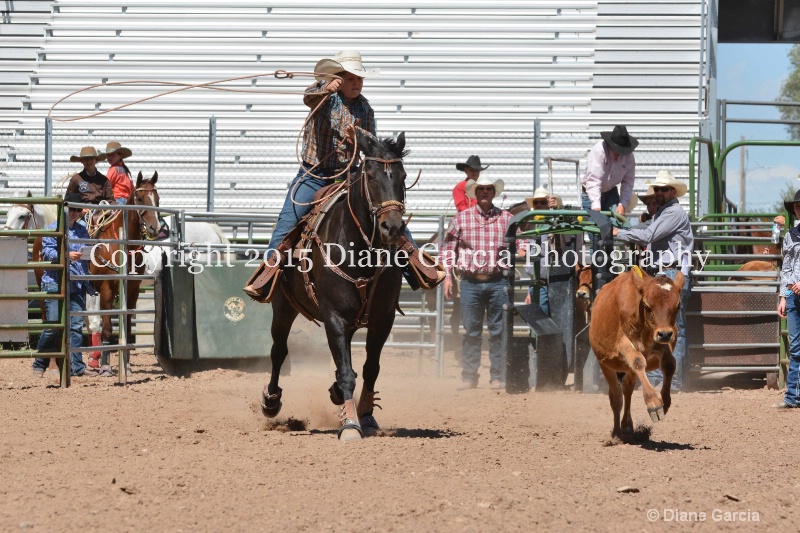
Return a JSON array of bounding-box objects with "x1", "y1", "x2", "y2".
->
[
  {"x1": 134, "y1": 171, "x2": 161, "y2": 240},
  {"x1": 3, "y1": 191, "x2": 35, "y2": 230},
  {"x1": 357, "y1": 131, "x2": 408, "y2": 246}
]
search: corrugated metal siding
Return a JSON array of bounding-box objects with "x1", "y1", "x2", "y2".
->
[{"x1": 0, "y1": 0, "x2": 704, "y2": 215}]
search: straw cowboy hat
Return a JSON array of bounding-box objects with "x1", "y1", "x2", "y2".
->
[
  {"x1": 639, "y1": 182, "x2": 656, "y2": 201},
  {"x1": 784, "y1": 189, "x2": 800, "y2": 212},
  {"x1": 652, "y1": 169, "x2": 687, "y2": 197},
  {"x1": 314, "y1": 50, "x2": 381, "y2": 81},
  {"x1": 69, "y1": 146, "x2": 106, "y2": 162},
  {"x1": 456, "y1": 155, "x2": 490, "y2": 171},
  {"x1": 525, "y1": 186, "x2": 549, "y2": 209},
  {"x1": 465, "y1": 174, "x2": 504, "y2": 199},
  {"x1": 625, "y1": 192, "x2": 640, "y2": 213},
  {"x1": 103, "y1": 141, "x2": 132, "y2": 159},
  {"x1": 601, "y1": 125, "x2": 639, "y2": 156}
]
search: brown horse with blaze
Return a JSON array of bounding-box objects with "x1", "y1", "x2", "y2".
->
[{"x1": 589, "y1": 267, "x2": 685, "y2": 438}]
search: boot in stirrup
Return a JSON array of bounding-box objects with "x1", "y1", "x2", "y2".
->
[{"x1": 397, "y1": 236, "x2": 446, "y2": 290}]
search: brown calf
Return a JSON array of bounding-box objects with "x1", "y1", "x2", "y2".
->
[
  {"x1": 729, "y1": 260, "x2": 777, "y2": 282},
  {"x1": 589, "y1": 268, "x2": 685, "y2": 438}
]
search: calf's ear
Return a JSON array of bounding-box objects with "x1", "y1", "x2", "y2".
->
[
  {"x1": 630, "y1": 268, "x2": 645, "y2": 294},
  {"x1": 673, "y1": 271, "x2": 685, "y2": 292}
]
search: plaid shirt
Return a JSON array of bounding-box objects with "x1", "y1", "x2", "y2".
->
[
  {"x1": 302, "y1": 81, "x2": 376, "y2": 172},
  {"x1": 442, "y1": 205, "x2": 513, "y2": 279}
]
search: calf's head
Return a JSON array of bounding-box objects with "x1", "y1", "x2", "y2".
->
[{"x1": 632, "y1": 270, "x2": 685, "y2": 344}]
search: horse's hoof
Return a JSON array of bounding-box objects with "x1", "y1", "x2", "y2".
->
[
  {"x1": 261, "y1": 389, "x2": 283, "y2": 418},
  {"x1": 647, "y1": 406, "x2": 665, "y2": 422},
  {"x1": 328, "y1": 382, "x2": 344, "y2": 406},
  {"x1": 359, "y1": 414, "x2": 380, "y2": 437},
  {"x1": 339, "y1": 427, "x2": 363, "y2": 443},
  {"x1": 338, "y1": 420, "x2": 363, "y2": 442}
]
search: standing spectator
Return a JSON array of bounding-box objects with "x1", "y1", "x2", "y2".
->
[
  {"x1": 523, "y1": 187, "x2": 561, "y2": 314},
  {"x1": 613, "y1": 170, "x2": 693, "y2": 391},
  {"x1": 244, "y1": 50, "x2": 443, "y2": 302},
  {"x1": 103, "y1": 141, "x2": 134, "y2": 204},
  {"x1": 33, "y1": 193, "x2": 96, "y2": 378},
  {"x1": 453, "y1": 155, "x2": 488, "y2": 212},
  {"x1": 775, "y1": 190, "x2": 800, "y2": 408},
  {"x1": 65, "y1": 146, "x2": 114, "y2": 205},
  {"x1": 442, "y1": 174, "x2": 511, "y2": 390},
  {"x1": 581, "y1": 125, "x2": 638, "y2": 216}
]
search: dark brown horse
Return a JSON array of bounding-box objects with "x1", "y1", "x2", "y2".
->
[
  {"x1": 262, "y1": 132, "x2": 409, "y2": 441},
  {"x1": 90, "y1": 172, "x2": 161, "y2": 359}
]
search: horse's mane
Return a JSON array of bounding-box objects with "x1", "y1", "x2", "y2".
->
[{"x1": 381, "y1": 137, "x2": 409, "y2": 159}]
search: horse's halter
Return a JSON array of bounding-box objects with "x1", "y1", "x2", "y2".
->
[
  {"x1": 3, "y1": 204, "x2": 37, "y2": 231},
  {"x1": 133, "y1": 185, "x2": 159, "y2": 240},
  {"x1": 350, "y1": 156, "x2": 406, "y2": 247}
]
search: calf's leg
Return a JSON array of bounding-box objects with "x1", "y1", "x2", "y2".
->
[
  {"x1": 617, "y1": 336, "x2": 665, "y2": 423},
  {"x1": 599, "y1": 362, "x2": 623, "y2": 437}
]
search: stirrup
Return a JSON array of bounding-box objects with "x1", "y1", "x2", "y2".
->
[{"x1": 243, "y1": 260, "x2": 282, "y2": 303}]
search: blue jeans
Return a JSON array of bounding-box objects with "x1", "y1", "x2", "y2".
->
[
  {"x1": 527, "y1": 285, "x2": 550, "y2": 315},
  {"x1": 33, "y1": 282, "x2": 87, "y2": 376},
  {"x1": 266, "y1": 164, "x2": 416, "y2": 269},
  {"x1": 646, "y1": 269, "x2": 691, "y2": 390},
  {"x1": 115, "y1": 197, "x2": 128, "y2": 205},
  {"x1": 784, "y1": 294, "x2": 800, "y2": 406},
  {"x1": 581, "y1": 187, "x2": 620, "y2": 212},
  {"x1": 459, "y1": 278, "x2": 508, "y2": 383}
]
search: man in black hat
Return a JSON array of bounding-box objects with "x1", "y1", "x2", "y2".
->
[
  {"x1": 453, "y1": 155, "x2": 489, "y2": 212},
  {"x1": 581, "y1": 125, "x2": 639, "y2": 216}
]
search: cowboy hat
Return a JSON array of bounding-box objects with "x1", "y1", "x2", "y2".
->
[
  {"x1": 600, "y1": 125, "x2": 639, "y2": 156},
  {"x1": 639, "y1": 182, "x2": 656, "y2": 201},
  {"x1": 70, "y1": 146, "x2": 106, "y2": 163},
  {"x1": 103, "y1": 141, "x2": 132, "y2": 159},
  {"x1": 625, "y1": 192, "x2": 640, "y2": 213},
  {"x1": 465, "y1": 174, "x2": 504, "y2": 199},
  {"x1": 456, "y1": 155, "x2": 489, "y2": 171},
  {"x1": 314, "y1": 50, "x2": 380, "y2": 81},
  {"x1": 784, "y1": 189, "x2": 800, "y2": 212},
  {"x1": 63, "y1": 192, "x2": 83, "y2": 204},
  {"x1": 525, "y1": 186, "x2": 549, "y2": 209},
  {"x1": 652, "y1": 169, "x2": 687, "y2": 197}
]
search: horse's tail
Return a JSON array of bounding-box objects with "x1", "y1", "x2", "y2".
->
[{"x1": 208, "y1": 223, "x2": 230, "y2": 244}]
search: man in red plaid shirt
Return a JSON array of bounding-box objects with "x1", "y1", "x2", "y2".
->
[{"x1": 442, "y1": 174, "x2": 512, "y2": 390}]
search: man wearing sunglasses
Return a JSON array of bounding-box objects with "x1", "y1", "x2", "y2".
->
[{"x1": 612, "y1": 170, "x2": 694, "y2": 392}]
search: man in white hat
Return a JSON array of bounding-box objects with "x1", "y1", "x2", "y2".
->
[
  {"x1": 245, "y1": 51, "x2": 442, "y2": 302},
  {"x1": 453, "y1": 155, "x2": 488, "y2": 212},
  {"x1": 581, "y1": 125, "x2": 638, "y2": 216},
  {"x1": 613, "y1": 170, "x2": 694, "y2": 391},
  {"x1": 442, "y1": 174, "x2": 512, "y2": 390}
]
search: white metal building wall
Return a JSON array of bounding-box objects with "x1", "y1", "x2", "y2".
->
[{"x1": 0, "y1": 0, "x2": 704, "y2": 214}]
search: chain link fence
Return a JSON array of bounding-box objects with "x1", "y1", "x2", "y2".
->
[{"x1": 0, "y1": 121, "x2": 695, "y2": 217}]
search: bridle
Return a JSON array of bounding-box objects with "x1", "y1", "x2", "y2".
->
[
  {"x1": 3, "y1": 204, "x2": 37, "y2": 231},
  {"x1": 133, "y1": 184, "x2": 159, "y2": 240},
  {"x1": 344, "y1": 156, "x2": 409, "y2": 248}
]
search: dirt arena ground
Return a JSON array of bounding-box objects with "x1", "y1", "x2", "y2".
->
[{"x1": 0, "y1": 341, "x2": 795, "y2": 532}]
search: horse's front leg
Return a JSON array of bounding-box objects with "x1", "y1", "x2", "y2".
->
[
  {"x1": 99, "y1": 282, "x2": 115, "y2": 370},
  {"x1": 325, "y1": 312, "x2": 361, "y2": 442},
  {"x1": 260, "y1": 290, "x2": 298, "y2": 418},
  {"x1": 358, "y1": 306, "x2": 397, "y2": 436}
]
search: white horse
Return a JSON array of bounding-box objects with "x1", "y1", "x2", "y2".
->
[
  {"x1": 2, "y1": 192, "x2": 58, "y2": 230},
  {"x1": 143, "y1": 221, "x2": 231, "y2": 274}
]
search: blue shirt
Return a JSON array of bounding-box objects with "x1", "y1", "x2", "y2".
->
[{"x1": 41, "y1": 220, "x2": 93, "y2": 294}]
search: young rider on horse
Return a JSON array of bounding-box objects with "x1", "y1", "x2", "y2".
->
[{"x1": 244, "y1": 50, "x2": 444, "y2": 302}]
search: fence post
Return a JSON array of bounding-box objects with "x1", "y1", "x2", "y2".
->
[
  {"x1": 44, "y1": 117, "x2": 53, "y2": 195},
  {"x1": 533, "y1": 118, "x2": 541, "y2": 191},
  {"x1": 207, "y1": 116, "x2": 216, "y2": 212}
]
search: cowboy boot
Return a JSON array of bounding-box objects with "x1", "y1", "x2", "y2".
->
[
  {"x1": 397, "y1": 236, "x2": 446, "y2": 290},
  {"x1": 243, "y1": 227, "x2": 304, "y2": 303}
]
